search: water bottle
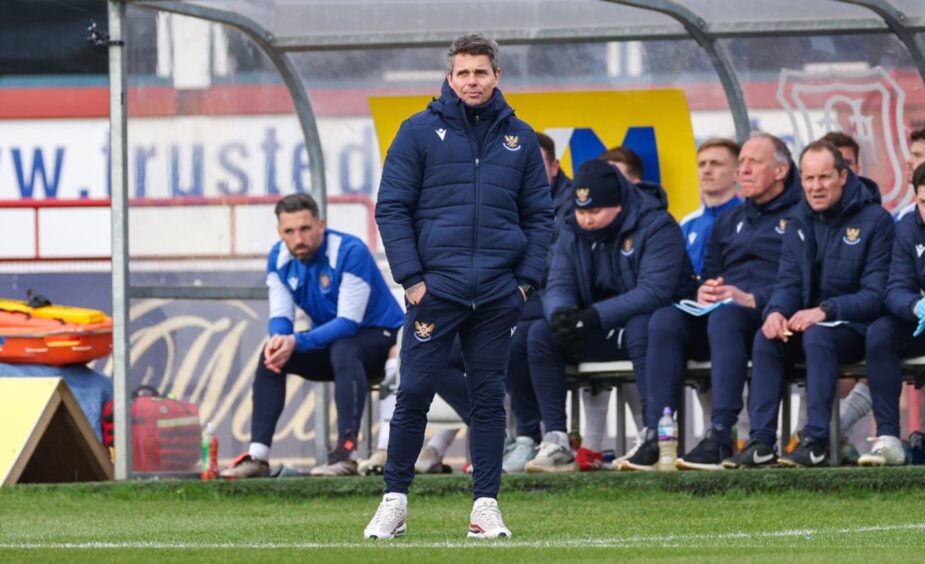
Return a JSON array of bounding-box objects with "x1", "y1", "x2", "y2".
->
[
  {"x1": 656, "y1": 407, "x2": 678, "y2": 472},
  {"x1": 201, "y1": 422, "x2": 218, "y2": 480}
]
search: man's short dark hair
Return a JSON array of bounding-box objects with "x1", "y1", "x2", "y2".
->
[
  {"x1": 697, "y1": 137, "x2": 741, "y2": 160},
  {"x1": 799, "y1": 140, "x2": 849, "y2": 173},
  {"x1": 598, "y1": 146, "x2": 644, "y2": 181},
  {"x1": 447, "y1": 34, "x2": 499, "y2": 71},
  {"x1": 274, "y1": 193, "x2": 319, "y2": 218},
  {"x1": 536, "y1": 132, "x2": 555, "y2": 160},
  {"x1": 914, "y1": 162, "x2": 925, "y2": 193},
  {"x1": 912, "y1": 128, "x2": 925, "y2": 144},
  {"x1": 820, "y1": 131, "x2": 860, "y2": 163}
]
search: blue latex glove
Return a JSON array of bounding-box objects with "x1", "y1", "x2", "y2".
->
[
  {"x1": 914, "y1": 319, "x2": 925, "y2": 338},
  {"x1": 914, "y1": 299, "x2": 925, "y2": 337}
]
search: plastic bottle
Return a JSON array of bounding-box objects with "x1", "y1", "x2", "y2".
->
[
  {"x1": 201, "y1": 422, "x2": 218, "y2": 480},
  {"x1": 656, "y1": 407, "x2": 678, "y2": 471}
]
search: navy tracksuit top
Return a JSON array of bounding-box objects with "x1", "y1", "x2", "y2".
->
[
  {"x1": 543, "y1": 170, "x2": 696, "y2": 331},
  {"x1": 885, "y1": 208, "x2": 925, "y2": 322},
  {"x1": 764, "y1": 172, "x2": 895, "y2": 333},
  {"x1": 701, "y1": 165, "x2": 803, "y2": 311},
  {"x1": 375, "y1": 81, "x2": 553, "y2": 308}
]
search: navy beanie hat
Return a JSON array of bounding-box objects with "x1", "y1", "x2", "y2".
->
[{"x1": 573, "y1": 159, "x2": 624, "y2": 209}]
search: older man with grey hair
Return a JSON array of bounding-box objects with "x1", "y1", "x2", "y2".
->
[{"x1": 366, "y1": 33, "x2": 552, "y2": 539}]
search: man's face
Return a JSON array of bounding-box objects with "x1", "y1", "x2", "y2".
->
[
  {"x1": 575, "y1": 206, "x2": 622, "y2": 231},
  {"x1": 277, "y1": 209, "x2": 325, "y2": 261},
  {"x1": 448, "y1": 53, "x2": 500, "y2": 107},
  {"x1": 917, "y1": 184, "x2": 925, "y2": 224},
  {"x1": 836, "y1": 145, "x2": 860, "y2": 174},
  {"x1": 737, "y1": 138, "x2": 788, "y2": 203},
  {"x1": 540, "y1": 147, "x2": 560, "y2": 186},
  {"x1": 697, "y1": 146, "x2": 737, "y2": 196},
  {"x1": 908, "y1": 139, "x2": 925, "y2": 184},
  {"x1": 801, "y1": 149, "x2": 848, "y2": 213}
]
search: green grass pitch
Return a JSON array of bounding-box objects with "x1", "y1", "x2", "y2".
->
[{"x1": 2, "y1": 468, "x2": 925, "y2": 562}]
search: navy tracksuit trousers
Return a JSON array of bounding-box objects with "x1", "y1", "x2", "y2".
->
[
  {"x1": 526, "y1": 313, "x2": 650, "y2": 434},
  {"x1": 385, "y1": 290, "x2": 523, "y2": 500},
  {"x1": 749, "y1": 325, "x2": 864, "y2": 446},
  {"x1": 505, "y1": 294, "x2": 545, "y2": 443},
  {"x1": 866, "y1": 316, "x2": 925, "y2": 437},
  {"x1": 646, "y1": 305, "x2": 762, "y2": 439},
  {"x1": 251, "y1": 326, "x2": 396, "y2": 448}
]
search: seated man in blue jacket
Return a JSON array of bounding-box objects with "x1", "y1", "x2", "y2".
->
[
  {"x1": 725, "y1": 140, "x2": 894, "y2": 468},
  {"x1": 633, "y1": 133, "x2": 801, "y2": 471},
  {"x1": 221, "y1": 193, "x2": 404, "y2": 479},
  {"x1": 523, "y1": 158, "x2": 695, "y2": 472},
  {"x1": 859, "y1": 162, "x2": 925, "y2": 466}
]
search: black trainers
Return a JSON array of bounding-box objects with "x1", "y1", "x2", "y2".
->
[
  {"x1": 618, "y1": 429, "x2": 658, "y2": 471},
  {"x1": 779, "y1": 436, "x2": 829, "y2": 468},
  {"x1": 721, "y1": 438, "x2": 777, "y2": 469},
  {"x1": 676, "y1": 430, "x2": 732, "y2": 471}
]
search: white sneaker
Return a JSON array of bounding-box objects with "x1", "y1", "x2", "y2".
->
[
  {"x1": 615, "y1": 427, "x2": 647, "y2": 466},
  {"x1": 468, "y1": 497, "x2": 512, "y2": 539},
  {"x1": 523, "y1": 441, "x2": 577, "y2": 473},
  {"x1": 415, "y1": 445, "x2": 443, "y2": 474},
  {"x1": 502, "y1": 436, "x2": 538, "y2": 473},
  {"x1": 364, "y1": 493, "x2": 407, "y2": 539},
  {"x1": 858, "y1": 435, "x2": 906, "y2": 466}
]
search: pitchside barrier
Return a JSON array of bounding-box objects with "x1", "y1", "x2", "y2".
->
[
  {"x1": 0, "y1": 377, "x2": 113, "y2": 485},
  {"x1": 567, "y1": 358, "x2": 925, "y2": 466}
]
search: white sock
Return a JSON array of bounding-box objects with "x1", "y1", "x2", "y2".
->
[
  {"x1": 385, "y1": 492, "x2": 408, "y2": 508},
  {"x1": 840, "y1": 382, "x2": 872, "y2": 434},
  {"x1": 248, "y1": 442, "x2": 270, "y2": 461},
  {"x1": 377, "y1": 395, "x2": 397, "y2": 450},
  {"x1": 543, "y1": 430, "x2": 570, "y2": 449},
  {"x1": 427, "y1": 427, "x2": 460, "y2": 458},
  {"x1": 581, "y1": 388, "x2": 611, "y2": 452}
]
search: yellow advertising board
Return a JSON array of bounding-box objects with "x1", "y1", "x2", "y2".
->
[{"x1": 369, "y1": 89, "x2": 699, "y2": 219}]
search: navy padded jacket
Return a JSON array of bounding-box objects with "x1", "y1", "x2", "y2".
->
[
  {"x1": 885, "y1": 209, "x2": 925, "y2": 322},
  {"x1": 764, "y1": 172, "x2": 894, "y2": 333},
  {"x1": 543, "y1": 172, "x2": 697, "y2": 331},
  {"x1": 376, "y1": 81, "x2": 553, "y2": 307},
  {"x1": 701, "y1": 164, "x2": 802, "y2": 310}
]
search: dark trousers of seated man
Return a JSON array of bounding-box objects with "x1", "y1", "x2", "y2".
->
[
  {"x1": 251, "y1": 326, "x2": 396, "y2": 454},
  {"x1": 526, "y1": 313, "x2": 649, "y2": 435},
  {"x1": 866, "y1": 316, "x2": 925, "y2": 438},
  {"x1": 748, "y1": 324, "x2": 864, "y2": 447},
  {"x1": 385, "y1": 290, "x2": 523, "y2": 500},
  {"x1": 505, "y1": 294, "x2": 545, "y2": 444},
  {"x1": 646, "y1": 305, "x2": 762, "y2": 440}
]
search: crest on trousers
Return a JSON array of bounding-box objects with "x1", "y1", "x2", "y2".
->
[
  {"x1": 575, "y1": 187, "x2": 592, "y2": 207},
  {"x1": 502, "y1": 135, "x2": 522, "y2": 151},
  {"x1": 414, "y1": 320, "x2": 436, "y2": 342},
  {"x1": 620, "y1": 238, "x2": 634, "y2": 256},
  {"x1": 775, "y1": 219, "x2": 788, "y2": 234},
  {"x1": 843, "y1": 227, "x2": 861, "y2": 245}
]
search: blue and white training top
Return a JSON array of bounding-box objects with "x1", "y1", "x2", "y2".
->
[
  {"x1": 680, "y1": 195, "x2": 743, "y2": 275},
  {"x1": 266, "y1": 229, "x2": 404, "y2": 352}
]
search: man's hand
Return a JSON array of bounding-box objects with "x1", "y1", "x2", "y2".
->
[
  {"x1": 264, "y1": 334, "x2": 296, "y2": 373},
  {"x1": 549, "y1": 305, "x2": 579, "y2": 342},
  {"x1": 405, "y1": 281, "x2": 427, "y2": 305},
  {"x1": 762, "y1": 311, "x2": 791, "y2": 342},
  {"x1": 697, "y1": 276, "x2": 755, "y2": 308},
  {"x1": 787, "y1": 307, "x2": 826, "y2": 333}
]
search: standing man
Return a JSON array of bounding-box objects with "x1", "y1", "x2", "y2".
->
[
  {"x1": 367, "y1": 34, "x2": 552, "y2": 539},
  {"x1": 725, "y1": 140, "x2": 894, "y2": 468},
  {"x1": 680, "y1": 138, "x2": 743, "y2": 276},
  {"x1": 220, "y1": 193, "x2": 404, "y2": 479},
  {"x1": 639, "y1": 133, "x2": 801, "y2": 471}
]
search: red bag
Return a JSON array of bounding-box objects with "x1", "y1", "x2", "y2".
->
[{"x1": 130, "y1": 386, "x2": 202, "y2": 473}]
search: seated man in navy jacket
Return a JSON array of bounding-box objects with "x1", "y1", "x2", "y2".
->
[
  {"x1": 725, "y1": 140, "x2": 894, "y2": 468},
  {"x1": 221, "y1": 193, "x2": 404, "y2": 479},
  {"x1": 860, "y1": 162, "x2": 925, "y2": 466},
  {"x1": 634, "y1": 133, "x2": 801, "y2": 471},
  {"x1": 523, "y1": 159, "x2": 695, "y2": 472}
]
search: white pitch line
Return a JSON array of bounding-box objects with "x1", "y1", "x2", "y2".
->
[{"x1": 1, "y1": 523, "x2": 923, "y2": 550}]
